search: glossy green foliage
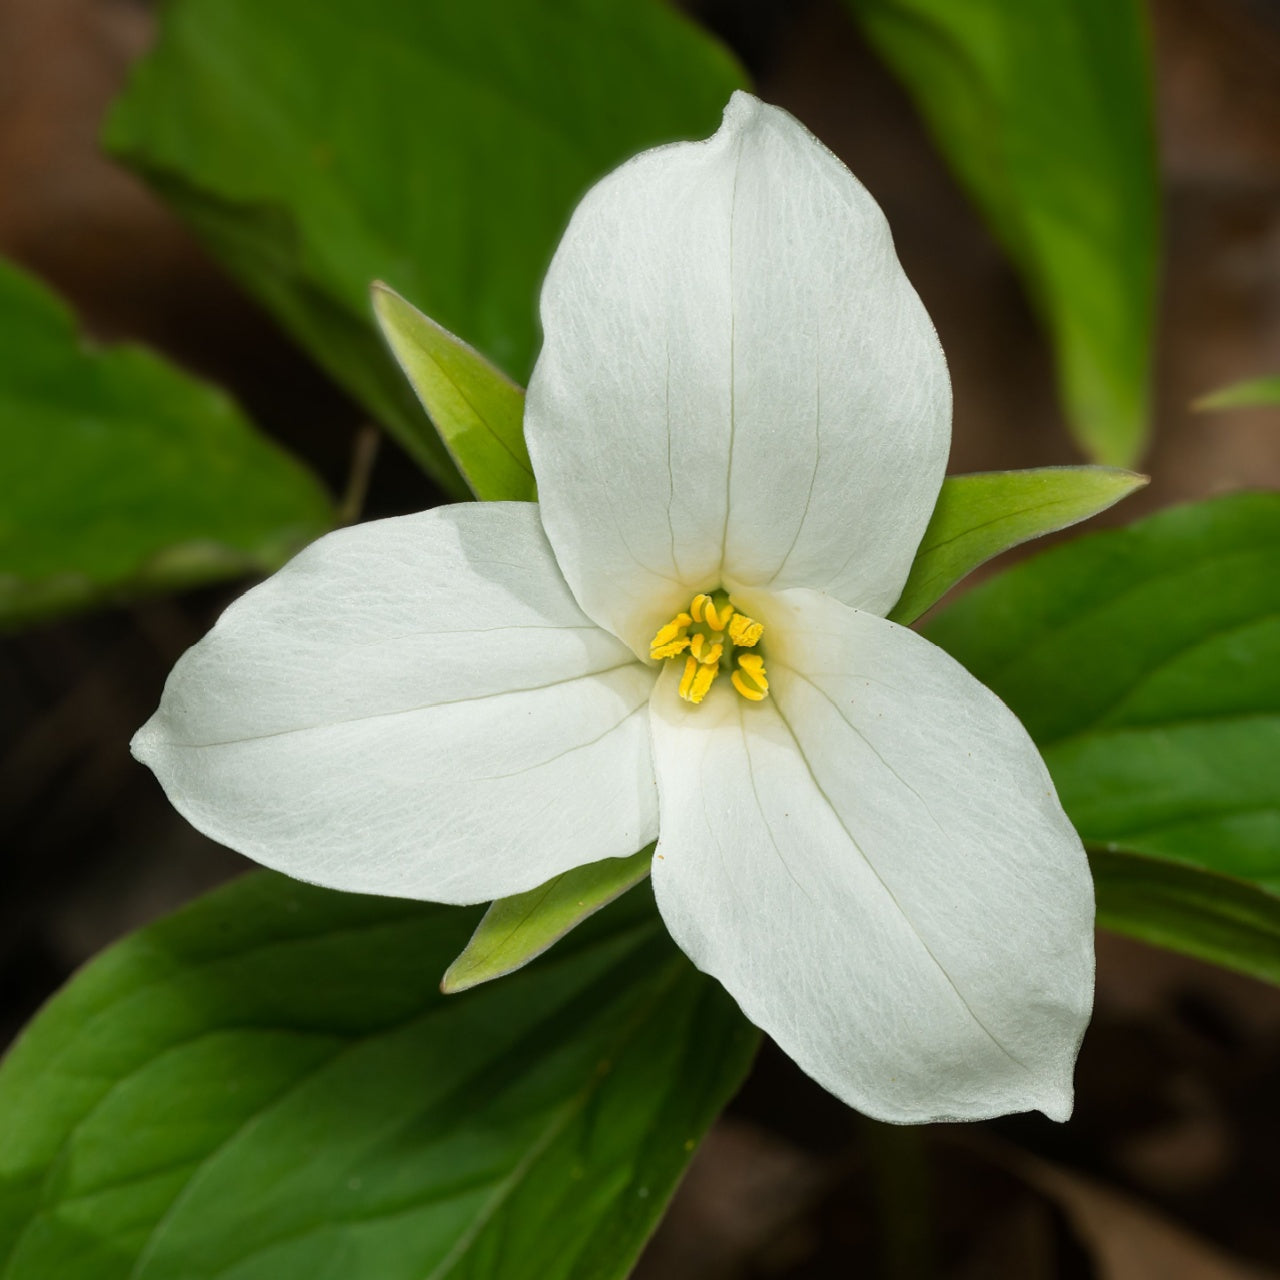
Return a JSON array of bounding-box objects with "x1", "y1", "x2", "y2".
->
[
  {"x1": 372, "y1": 284, "x2": 533, "y2": 501},
  {"x1": 106, "y1": 0, "x2": 745, "y2": 492},
  {"x1": 444, "y1": 847, "x2": 655, "y2": 993},
  {"x1": 0, "y1": 260, "x2": 332, "y2": 628},
  {"x1": 0, "y1": 873, "x2": 757, "y2": 1279},
  {"x1": 432, "y1": 459, "x2": 1146, "y2": 981},
  {"x1": 888, "y1": 466, "x2": 1146, "y2": 624},
  {"x1": 928, "y1": 494, "x2": 1280, "y2": 971},
  {"x1": 845, "y1": 0, "x2": 1158, "y2": 466},
  {"x1": 1092, "y1": 850, "x2": 1280, "y2": 986},
  {"x1": 1195, "y1": 374, "x2": 1280, "y2": 411}
]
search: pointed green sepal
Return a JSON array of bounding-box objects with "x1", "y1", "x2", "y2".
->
[
  {"x1": 372, "y1": 283, "x2": 534, "y2": 501},
  {"x1": 442, "y1": 846, "x2": 655, "y2": 993},
  {"x1": 889, "y1": 465, "x2": 1148, "y2": 625},
  {"x1": 1193, "y1": 374, "x2": 1280, "y2": 411}
]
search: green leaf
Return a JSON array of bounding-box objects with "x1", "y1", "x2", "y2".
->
[
  {"x1": 888, "y1": 466, "x2": 1146, "y2": 625},
  {"x1": 444, "y1": 847, "x2": 655, "y2": 994},
  {"x1": 1194, "y1": 374, "x2": 1280, "y2": 411},
  {"x1": 1091, "y1": 848, "x2": 1280, "y2": 987},
  {"x1": 0, "y1": 259, "x2": 332, "y2": 629},
  {"x1": 844, "y1": 0, "x2": 1158, "y2": 466},
  {"x1": 372, "y1": 284, "x2": 533, "y2": 502},
  {"x1": 105, "y1": 0, "x2": 746, "y2": 492},
  {"x1": 449, "y1": 466, "x2": 1147, "y2": 983},
  {"x1": 927, "y1": 493, "x2": 1280, "y2": 969},
  {"x1": 0, "y1": 872, "x2": 757, "y2": 1279}
]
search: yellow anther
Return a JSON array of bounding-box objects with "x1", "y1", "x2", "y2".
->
[
  {"x1": 678, "y1": 654, "x2": 719, "y2": 703},
  {"x1": 732, "y1": 652, "x2": 769, "y2": 701},
  {"x1": 651, "y1": 636, "x2": 691, "y2": 660},
  {"x1": 702, "y1": 598, "x2": 732, "y2": 630},
  {"x1": 687, "y1": 661, "x2": 719, "y2": 704},
  {"x1": 657, "y1": 612, "x2": 692, "y2": 638},
  {"x1": 649, "y1": 612, "x2": 692, "y2": 661},
  {"x1": 727, "y1": 612, "x2": 763, "y2": 648},
  {"x1": 689, "y1": 633, "x2": 723, "y2": 666},
  {"x1": 731, "y1": 669, "x2": 768, "y2": 701},
  {"x1": 655, "y1": 591, "x2": 767, "y2": 705},
  {"x1": 678, "y1": 654, "x2": 699, "y2": 700}
]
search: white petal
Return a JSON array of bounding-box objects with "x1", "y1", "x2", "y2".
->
[
  {"x1": 526, "y1": 91, "x2": 950, "y2": 655},
  {"x1": 649, "y1": 591, "x2": 1093, "y2": 1123},
  {"x1": 132, "y1": 503, "x2": 657, "y2": 904}
]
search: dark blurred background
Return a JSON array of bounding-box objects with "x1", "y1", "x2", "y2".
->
[{"x1": 2, "y1": 1, "x2": 1279, "y2": 1275}]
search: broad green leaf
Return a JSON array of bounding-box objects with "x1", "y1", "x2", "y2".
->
[
  {"x1": 452, "y1": 466, "x2": 1147, "y2": 983},
  {"x1": 0, "y1": 259, "x2": 332, "y2": 628},
  {"x1": 844, "y1": 0, "x2": 1158, "y2": 466},
  {"x1": 1091, "y1": 848, "x2": 1280, "y2": 987},
  {"x1": 0, "y1": 872, "x2": 757, "y2": 1280},
  {"x1": 372, "y1": 284, "x2": 533, "y2": 502},
  {"x1": 443, "y1": 847, "x2": 655, "y2": 994},
  {"x1": 888, "y1": 466, "x2": 1146, "y2": 625},
  {"x1": 105, "y1": 0, "x2": 746, "y2": 492},
  {"x1": 927, "y1": 493, "x2": 1280, "y2": 913},
  {"x1": 1194, "y1": 374, "x2": 1280, "y2": 411}
]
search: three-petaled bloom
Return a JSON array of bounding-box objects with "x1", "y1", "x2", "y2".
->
[{"x1": 133, "y1": 93, "x2": 1093, "y2": 1124}]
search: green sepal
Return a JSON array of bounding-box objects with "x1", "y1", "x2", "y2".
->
[
  {"x1": 1194, "y1": 374, "x2": 1280, "y2": 411},
  {"x1": 888, "y1": 466, "x2": 1147, "y2": 625},
  {"x1": 442, "y1": 845, "x2": 655, "y2": 993},
  {"x1": 372, "y1": 283, "x2": 534, "y2": 502}
]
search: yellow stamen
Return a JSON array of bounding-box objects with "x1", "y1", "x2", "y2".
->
[
  {"x1": 732, "y1": 652, "x2": 769, "y2": 700},
  {"x1": 649, "y1": 612, "x2": 692, "y2": 661},
  {"x1": 702, "y1": 598, "x2": 731, "y2": 630},
  {"x1": 689, "y1": 633, "x2": 723, "y2": 666},
  {"x1": 687, "y1": 661, "x2": 719, "y2": 703},
  {"x1": 727, "y1": 612, "x2": 763, "y2": 648},
  {"x1": 650, "y1": 636, "x2": 691, "y2": 660},
  {"x1": 651, "y1": 591, "x2": 769, "y2": 705},
  {"x1": 678, "y1": 654, "x2": 700, "y2": 700}
]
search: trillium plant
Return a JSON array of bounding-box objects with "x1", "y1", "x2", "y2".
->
[
  {"x1": 12, "y1": 0, "x2": 1280, "y2": 1266},
  {"x1": 134, "y1": 95, "x2": 1094, "y2": 1125}
]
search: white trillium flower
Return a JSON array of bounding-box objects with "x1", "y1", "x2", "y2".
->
[{"x1": 133, "y1": 92, "x2": 1094, "y2": 1125}]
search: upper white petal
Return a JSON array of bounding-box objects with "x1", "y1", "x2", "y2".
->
[
  {"x1": 649, "y1": 589, "x2": 1093, "y2": 1123},
  {"x1": 132, "y1": 503, "x2": 658, "y2": 904},
  {"x1": 526, "y1": 91, "x2": 950, "y2": 655}
]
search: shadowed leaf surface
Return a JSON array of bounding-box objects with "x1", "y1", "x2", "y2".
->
[
  {"x1": 0, "y1": 873, "x2": 757, "y2": 1279},
  {"x1": 844, "y1": 0, "x2": 1159, "y2": 465},
  {"x1": 0, "y1": 260, "x2": 332, "y2": 629},
  {"x1": 930, "y1": 494, "x2": 1280, "y2": 978},
  {"x1": 105, "y1": 0, "x2": 746, "y2": 491}
]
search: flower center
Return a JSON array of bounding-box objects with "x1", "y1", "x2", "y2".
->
[{"x1": 648, "y1": 591, "x2": 769, "y2": 705}]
